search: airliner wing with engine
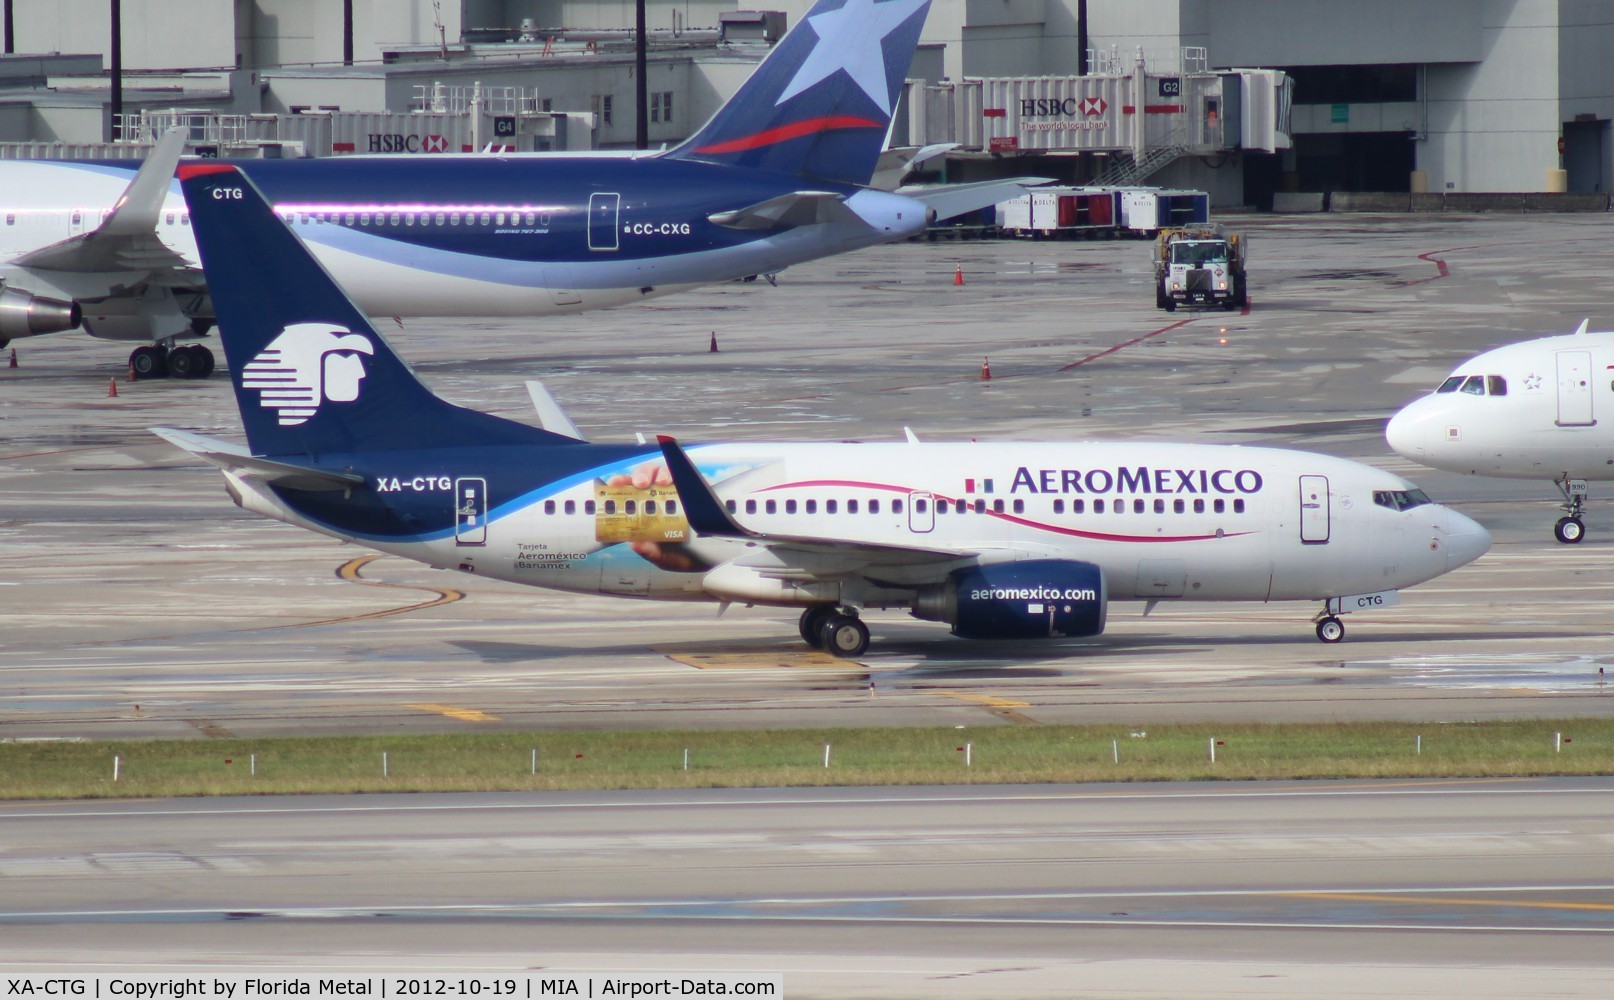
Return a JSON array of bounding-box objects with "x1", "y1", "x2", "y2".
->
[
  {"x1": 0, "y1": 0, "x2": 1036, "y2": 381},
  {"x1": 157, "y1": 161, "x2": 1490, "y2": 657},
  {"x1": 1387, "y1": 320, "x2": 1614, "y2": 543}
]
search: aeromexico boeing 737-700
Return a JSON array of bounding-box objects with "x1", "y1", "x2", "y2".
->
[
  {"x1": 0, "y1": 0, "x2": 1021, "y2": 378},
  {"x1": 156, "y1": 162, "x2": 1491, "y2": 655}
]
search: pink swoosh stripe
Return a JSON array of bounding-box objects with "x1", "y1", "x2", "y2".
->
[
  {"x1": 754, "y1": 479, "x2": 1254, "y2": 544},
  {"x1": 695, "y1": 115, "x2": 884, "y2": 154}
]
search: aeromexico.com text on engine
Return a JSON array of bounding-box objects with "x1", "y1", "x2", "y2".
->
[
  {"x1": 1010, "y1": 466, "x2": 1264, "y2": 495},
  {"x1": 970, "y1": 586, "x2": 1100, "y2": 602}
]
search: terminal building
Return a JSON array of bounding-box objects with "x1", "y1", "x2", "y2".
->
[{"x1": 2, "y1": 1, "x2": 1612, "y2": 207}]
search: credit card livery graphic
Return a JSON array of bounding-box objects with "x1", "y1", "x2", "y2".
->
[{"x1": 594, "y1": 482, "x2": 689, "y2": 544}]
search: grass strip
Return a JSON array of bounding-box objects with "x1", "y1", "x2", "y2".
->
[{"x1": 2, "y1": 719, "x2": 1612, "y2": 800}]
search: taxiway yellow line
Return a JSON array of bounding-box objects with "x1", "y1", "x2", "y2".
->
[
  {"x1": 406, "y1": 703, "x2": 501, "y2": 723},
  {"x1": 1284, "y1": 890, "x2": 1614, "y2": 913},
  {"x1": 252, "y1": 555, "x2": 466, "y2": 630}
]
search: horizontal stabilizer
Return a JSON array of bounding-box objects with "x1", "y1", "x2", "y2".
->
[
  {"x1": 870, "y1": 142, "x2": 959, "y2": 190},
  {"x1": 152, "y1": 427, "x2": 365, "y2": 492},
  {"x1": 524, "y1": 380, "x2": 586, "y2": 441},
  {"x1": 709, "y1": 191, "x2": 852, "y2": 231},
  {"x1": 897, "y1": 178, "x2": 1053, "y2": 224},
  {"x1": 15, "y1": 128, "x2": 190, "y2": 273}
]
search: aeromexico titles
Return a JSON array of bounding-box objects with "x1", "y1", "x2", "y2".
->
[
  {"x1": 0, "y1": 0, "x2": 1027, "y2": 379},
  {"x1": 157, "y1": 161, "x2": 1491, "y2": 657}
]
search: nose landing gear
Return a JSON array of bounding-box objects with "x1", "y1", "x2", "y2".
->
[{"x1": 1553, "y1": 477, "x2": 1588, "y2": 543}]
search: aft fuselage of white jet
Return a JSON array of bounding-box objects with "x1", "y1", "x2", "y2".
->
[{"x1": 224, "y1": 440, "x2": 1488, "y2": 615}]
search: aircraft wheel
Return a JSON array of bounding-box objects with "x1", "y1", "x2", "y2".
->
[
  {"x1": 798, "y1": 605, "x2": 836, "y2": 649},
  {"x1": 168, "y1": 346, "x2": 200, "y2": 379},
  {"x1": 1554, "y1": 516, "x2": 1586, "y2": 544},
  {"x1": 1162, "y1": 298, "x2": 1177, "y2": 313},
  {"x1": 129, "y1": 345, "x2": 167, "y2": 380},
  {"x1": 1315, "y1": 616, "x2": 1345, "y2": 644},
  {"x1": 820, "y1": 613, "x2": 870, "y2": 659},
  {"x1": 193, "y1": 344, "x2": 216, "y2": 378}
]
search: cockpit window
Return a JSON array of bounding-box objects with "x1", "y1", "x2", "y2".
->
[
  {"x1": 1487, "y1": 375, "x2": 1507, "y2": 396},
  {"x1": 1460, "y1": 375, "x2": 1486, "y2": 395},
  {"x1": 1436, "y1": 376, "x2": 1464, "y2": 393},
  {"x1": 1373, "y1": 488, "x2": 1433, "y2": 512}
]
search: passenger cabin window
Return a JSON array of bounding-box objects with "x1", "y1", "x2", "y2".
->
[
  {"x1": 1052, "y1": 499, "x2": 1064, "y2": 514},
  {"x1": 667, "y1": 501, "x2": 677, "y2": 514},
  {"x1": 892, "y1": 499, "x2": 903, "y2": 514},
  {"x1": 564, "y1": 500, "x2": 576, "y2": 515},
  {"x1": 805, "y1": 499, "x2": 817, "y2": 514},
  {"x1": 745, "y1": 499, "x2": 757, "y2": 514},
  {"x1": 1013, "y1": 500, "x2": 1025, "y2": 514},
  {"x1": 869, "y1": 499, "x2": 880, "y2": 514},
  {"x1": 1373, "y1": 488, "x2": 1432, "y2": 511},
  {"x1": 724, "y1": 500, "x2": 735, "y2": 513},
  {"x1": 785, "y1": 499, "x2": 797, "y2": 514},
  {"x1": 584, "y1": 500, "x2": 596, "y2": 514},
  {"x1": 825, "y1": 500, "x2": 837, "y2": 514},
  {"x1": 847, "y1": 499, "x2": 858, "y2": 514},
  {"x1": 915, "y1": 499, "x2": 928, "y2": 513},
  {"x1": 765, "y1": 500, "x2": 777, "y2": 514},
  {"x1": 543, "y1": 500, "x2": 556, "y2": 515}
]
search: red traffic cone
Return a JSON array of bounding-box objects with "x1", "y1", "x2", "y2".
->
[
  {"x1": 981, "y1": 357, "x2": 991, "y2": 381},
  {"x1": 709, "y1": 331, "x2": 719, "y2": 353},
  {"x1": 953, "y1": 264, "x2": 965, "y2": 286},
  {"x1": 107, "y1": 377, "x2": 118, "y2": 398}
]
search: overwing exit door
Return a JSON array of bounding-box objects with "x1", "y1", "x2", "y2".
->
[{"x1": 1299, "y1": 475, "x2": 1330, "y2": 544}]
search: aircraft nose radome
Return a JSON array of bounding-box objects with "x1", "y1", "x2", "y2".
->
[
  {"x1": 1385, "y1": 400, "x2": 1434, "y2": 459},
  {"x1": 1441, "y1": 508, "x2": 1491, "y2": 571}
]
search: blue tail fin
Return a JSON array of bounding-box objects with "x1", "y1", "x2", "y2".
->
[
  {"x1": 178, "y1": 164, "x2": 570, "y2": 458},
  {"x1": 667, "y1": 0, "x2": 931, "y2": 187}
]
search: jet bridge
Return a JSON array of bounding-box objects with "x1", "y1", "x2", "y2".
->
[{"x1": 903, "y1": 50, "x2": 1290, "y2": 187}]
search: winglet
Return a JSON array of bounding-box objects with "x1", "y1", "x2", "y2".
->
[
  {"x1": 1575, "y1": 318, "x2": 1591, "y2": 335},
  {"x1": 98, "y1": 127, "x2": 189, "y2": 237},
  {"x1": 655, "y1": 435, "x2": 753, "y2": 539}
]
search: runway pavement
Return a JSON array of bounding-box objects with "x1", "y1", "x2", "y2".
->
[
  {"x1": 3, "y1": 779, "x2": 1614, "y2": 996},
  {"x1": 4, "y1": 213, "x2": 1614, "y2": 738}
]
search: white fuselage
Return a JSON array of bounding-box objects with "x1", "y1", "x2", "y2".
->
[
  {"x1": 232, "y1": 440, "x2": 1489, "y2": 612},
  {"x1": 1387, "y1": 331, "x2": 1614, "y2": 480}
]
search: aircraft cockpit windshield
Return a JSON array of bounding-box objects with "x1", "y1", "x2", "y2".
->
[
  {"x1": 1373, "y1": 488, "x2": 1433, "y2": 511},
  {"x1": 1435, "y1": 374, "x2": 1507, "y2": 396}
]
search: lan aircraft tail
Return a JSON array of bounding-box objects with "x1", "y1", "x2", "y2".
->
[{"x1": 667, "y1": 0, "x2": 931, "y2": 186}]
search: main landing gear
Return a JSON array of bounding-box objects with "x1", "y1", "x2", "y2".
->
[
  {"x1": 128, "y1": 342, "x2": 216, "y2": 380},
  {"x1": 1554, "y1": 477, "x2": 1588, "y2": 544},
  {"x1": 799, "y1": 605, "x2": 870, "y2": 658}
]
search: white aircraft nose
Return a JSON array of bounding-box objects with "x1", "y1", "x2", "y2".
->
[
  {"x1": 1440, "y1": 506, "x2": 1491, "y2": 571},
  {"x1": 1385, "y1": 397, "x2": 1441, "y2": 460}
]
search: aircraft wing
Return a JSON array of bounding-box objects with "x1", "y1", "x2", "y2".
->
[
  {"x1": 896, "y1": 177, "x2": 1054, "y2": 223},
  {"x1": 657, "y1": 435, "x2": 976, "y2": 578},
  {"x1": 708, "y1": 191, "x2": 858, "y2": 231},
  {"x1": 13, "y1": 128, "x2": 191, "y2": 274},
  {"x1": 152, "y1": 427, "x2": 366, "y2": 493}
]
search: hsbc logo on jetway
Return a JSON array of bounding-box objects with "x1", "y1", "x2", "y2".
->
[
  {"x1": 1020, "y1": 97, "x2": 1108, "y2": 117},
  {"x1": 367, "y1": 133, "x2": 451, "y2": 153}
]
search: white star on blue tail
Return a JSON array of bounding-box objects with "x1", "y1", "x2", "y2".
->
[{"x1": 775, "y1": 0, "x2": 929, "y2": 115}]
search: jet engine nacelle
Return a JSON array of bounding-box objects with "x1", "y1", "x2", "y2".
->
[
  {"x1": 911, "y1": 559, "x2": 1107, "y2": 640},
  {"x1": 0, "y1": 287, "x2": 82, "y2": 341}
]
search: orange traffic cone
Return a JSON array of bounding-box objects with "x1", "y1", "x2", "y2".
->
[
  {"x1": 981, "y1": 357, "x2": 991, "y2": 381},
  {"x1": 7, "y1": 348, "x2": 16, "y2": 368},
  {"x1": 107, "y1": 377, "x2": 118, "y2": 398},
  {"x1": 953, "y1": 264, "x2": 965, "y2": 286},
  {"x1": 709, "y1": 331, "x2": 719, "y2": 353}
]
